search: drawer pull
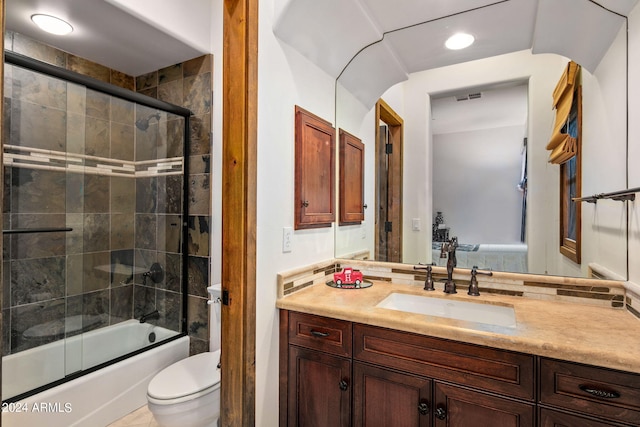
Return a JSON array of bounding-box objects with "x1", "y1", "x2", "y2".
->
[
  {"x1": 339, "y1": 379, "x2": 349, "y2": 391},
  {"x1": 435, "y1": 405, "x2": 447, "y2": 420},
  {"x1": 579, "y1": 384, "x2": 621, "y2": 399},
  {"x1": 418, "y1": 401, "x2": 429, "y2": 416},
  {"x1": 310, "y1": 329, "x2": 330, "y2": 338}
]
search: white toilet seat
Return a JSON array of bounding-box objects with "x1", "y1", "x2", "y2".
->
[{"x1": 147, "y1": 350, "x2": 221, "y2": 405}]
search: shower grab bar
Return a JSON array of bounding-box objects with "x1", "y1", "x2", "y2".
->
[{"x1": 2, "y1": 227, "x2": 73, "y2": 235}]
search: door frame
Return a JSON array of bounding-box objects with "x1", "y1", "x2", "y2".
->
[
  {"x1": 222, "y1": 0, "x2": 258, "y2": 425},
  {"x1": 375, "y1": 99, "x2": 404, "y2": 263}
]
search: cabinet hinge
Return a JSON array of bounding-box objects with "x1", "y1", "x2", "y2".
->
[
  {"x1": 222, "y1": 290, "x2": 230, "y2": 306},
  {"x1": 385, "y1": 143, "x2": 393, "y2": 154},
  {"x1": 385, "y1": 221, "x2": 393, "y2": 232}
]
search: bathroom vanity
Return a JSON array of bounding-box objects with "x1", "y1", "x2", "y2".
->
[{"x1": 277, "y1": 271, "x2": 640, "y2": 427}]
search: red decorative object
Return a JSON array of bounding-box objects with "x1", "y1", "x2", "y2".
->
[{"x1": 333, "y1": 267, "x2": 364, "y2": 288}]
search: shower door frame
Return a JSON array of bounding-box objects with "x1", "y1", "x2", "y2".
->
[{"x1": 2, "y1": 51, "x2": 193, "y2": 403}]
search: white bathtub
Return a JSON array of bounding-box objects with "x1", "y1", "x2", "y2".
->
[{"x1": 2, "y1": 319, "x2": 189, "y2": 427}]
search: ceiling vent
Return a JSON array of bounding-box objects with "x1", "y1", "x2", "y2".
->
[{"x1": 455, "y1": 92, "x2": 482, "y2": 101}]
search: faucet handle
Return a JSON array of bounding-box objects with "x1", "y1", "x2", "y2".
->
[
  {"x1": 414, "y1": 263, "x2": 436, "y2": 291},
  {"x1": 468, "y1": 266, "x2": 480, "y2": 296}
]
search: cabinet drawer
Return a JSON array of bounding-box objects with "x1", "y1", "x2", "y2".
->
[
  {"x1": 539, "y1": 408, "x2": 626, "y2": 427},
  {"x1": 354, "y1": 324, "x2": 535, "y2": 400},
  {"x1": 540, "y1": 358, "x2": 640, "y2": 425},
  {"x1": 288, "y1": 312, "x2": 352, "y2": 357}
]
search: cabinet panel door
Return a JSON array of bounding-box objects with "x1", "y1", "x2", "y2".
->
[
  {"x1": 434, "y1": 382, "x2": 534, "y2": 427},
  {"x1": 288, "y1": 346, "x2": 351, "y2": 427},
  {"x1": 539, "y1": 408, "x2": 625, "y2": 427},
  {"x1": 339, "y1": 129, "x2": 365, "y2": 225},
  {"x1": 295, "y1": 106, "x2": 335, "y2": 229},
  {"x1": 354, "y1": 362, "x2": 432, "y2": 427}
]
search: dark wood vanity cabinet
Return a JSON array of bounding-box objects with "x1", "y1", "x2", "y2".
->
[{"x1": 280, "y1": 310, "x2": 640, "y2": 427}]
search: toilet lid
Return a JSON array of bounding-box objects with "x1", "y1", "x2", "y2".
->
[{"x1": 148, "y1": 350, "x2": 221, "y2": 401}]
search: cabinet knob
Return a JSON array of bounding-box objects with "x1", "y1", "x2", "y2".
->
[
  {"x1": 417, "y1": 401, "x2": 429, "y2": 415},
  {"x1": 301, "y1": 200, "x2": 309, "y2": 207},
  {"x1": 339, "y1": 379, "x2": 348, "y2": 391},
  {"x1": 435, "y1": 405, "x2": 447, "y2": 420}
]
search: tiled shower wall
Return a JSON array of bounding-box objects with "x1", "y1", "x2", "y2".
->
[
  {"x1": 2, "y1": 31, "x2": 212, "y2": 356},
  {"x1": 135, "y1": 57, "x2": 213, "y2": 355}
]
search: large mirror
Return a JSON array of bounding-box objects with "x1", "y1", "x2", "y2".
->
[{"x1": 334, "y1": 2, "x2": 630, "y2": 280}]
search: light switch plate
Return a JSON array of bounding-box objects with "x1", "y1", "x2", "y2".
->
[{"x1": 412, "y1": 218, "x2": 421, "y2": 231}]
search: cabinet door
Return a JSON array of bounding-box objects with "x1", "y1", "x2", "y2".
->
[
  {"x1": 434, "y1": 382, "x2": 534, "y2": 427},
  {"x1": 539, "y1": 408, "x2": 625, "y2": 427},
  {"x1": 288, "y1": 345, "x2": 351, "y2": 427},
  {"x1": 354, "y1": 362, "x2": 431, "y2": 427},
  {"x1": 339, "y1": 129, "x2": 365, "y2": 225},
  {"x1": 295, "y1": 106, "x2": 335, "y2": 229}
]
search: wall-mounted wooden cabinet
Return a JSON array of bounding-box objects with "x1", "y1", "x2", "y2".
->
[
  {"x1": 294, "y1": 106, "x2": 335, "y2": 230},
  {"x1": 339, "y1": 129, "x2": 365, "y2": 225}
]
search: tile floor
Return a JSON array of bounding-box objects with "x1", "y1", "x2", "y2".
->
[{"x1": 107, "y1": 405, "x2": 159, "y2": 427}]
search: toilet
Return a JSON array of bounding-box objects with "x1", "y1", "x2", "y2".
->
[{"x1": 147, "y1": 284, "x2": 222, "y2": 427}]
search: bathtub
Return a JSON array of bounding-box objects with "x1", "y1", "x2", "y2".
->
[{"x1": 2, "y1": 319, "x2": 189, "y2": 427}]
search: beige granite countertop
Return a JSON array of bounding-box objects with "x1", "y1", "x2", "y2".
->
[{"x1": 276, "y1": 280, "x2": 640, "y2": 374}]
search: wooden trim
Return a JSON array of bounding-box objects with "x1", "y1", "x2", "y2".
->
[
  {"x1": 374, "y1": 99, "x2": 404, "y2": 263},
  {"x1": 0, "y1": 0, "x2": 5, "y2": 408},
  {"x1": 279, "y1": 310, "x2": 289, "y2": 427},
  {"x1": 559, "y1": 86, "x2": 582, "y2": 264},
  {"x1": 222, "y1": 0, "x2": 257, "y2": 425}
]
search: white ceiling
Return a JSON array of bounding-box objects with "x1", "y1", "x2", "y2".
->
[
  {"x1": 4, "y1": 0, "x2": 210, "y2": 76},
  {"x1": 4, "y1": 0, "x2": 639, "y2": 96},
  {"x1": 275, "y1": 0, "x2": 639, "y2": 107}
]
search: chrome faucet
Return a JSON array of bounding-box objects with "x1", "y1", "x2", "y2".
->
[{"x1": 440, "y1": 237, "x2": 458, "y2": 294}]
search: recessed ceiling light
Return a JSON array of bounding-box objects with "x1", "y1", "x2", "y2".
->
[
  {"x1": 31, "y1": 14, "x2": 73, "y2": 36},
  {"x1": 445, "y1": 33, "x2": 475, "y2": 50}
]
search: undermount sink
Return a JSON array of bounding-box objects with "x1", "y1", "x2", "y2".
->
[{"x1": 376, "y1": 293, "x2": 517, "y2": 328}]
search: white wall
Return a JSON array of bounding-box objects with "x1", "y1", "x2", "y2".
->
[
  {"x1": 629, "y1": 3, "x2": 640, "y2": 286},
  {"x1": 432, "y1": 125, "x2": 525, "y2": 244},
  {"x1": 256, "y1": 1, "x2": 336, "y2": 425}
]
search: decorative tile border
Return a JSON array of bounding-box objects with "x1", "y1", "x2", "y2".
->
[
  {"x1": 277, "y1": 259, "x2": 337, "y2": 298},
  {"x1": 278, "y1": 258, "x2": 629, "y2": 311},
  {"x1": 4, "y1": 145, "x2": 183, "y2": 177},
  {"x1": 625, "y1": 282, "x2": 640, "y2": 320}
]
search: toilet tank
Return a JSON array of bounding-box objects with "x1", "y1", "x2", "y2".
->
[{"x1": 207, "y1": 284, "x2": 222, "y2": 352}]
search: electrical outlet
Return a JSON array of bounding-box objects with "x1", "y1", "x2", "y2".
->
[{"x1": 283, "y1": 227, "x2": 293, "y2": 253}]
